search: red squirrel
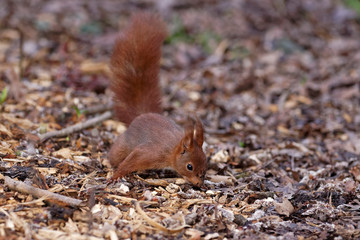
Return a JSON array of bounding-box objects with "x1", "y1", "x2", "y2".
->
[{"x1": 107, "y1": 13, "x2": 207, "y2": 186}]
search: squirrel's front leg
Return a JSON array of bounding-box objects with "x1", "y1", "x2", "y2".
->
[{"x1": 107, "y1": 144, "x2": 161, "y2": 183}]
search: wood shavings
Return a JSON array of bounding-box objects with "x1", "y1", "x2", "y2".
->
[
  {"x1": 0, "y1": 196, "x2": 46, "y2": 210},
  {"x1": 1, "y1": 113, "x2": 37, "y2": 129},
  {"x1": 35, "y1": 167, "x2": 57, "y2": 175},
  {"x1": 0, "y1": 123, "x2": 13, "y2": 137},
  {"x1": 73, "y1": 155, "x2": 90, "y2": 162},
  {"x1": 134, "y1": 201, "x2": 187, "y2": 234},
  {"x1": 1, "y1": 158, "x2": 24, "y2": 163},
  {"x1": 165, "y1": 183, "x2": 181, "y2": 193},
  {"x1": 37, "y1": 229, "x2": 104, "y2": 240}
]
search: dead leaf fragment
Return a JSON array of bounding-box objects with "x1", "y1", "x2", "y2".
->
[
  {"x1": 52, "y1": 148, "x2": 73, "y2": 159},
  {"x1": 207, "y1": 175, "x2": 234, "y2": 185},
  {"x1": 274, "y1": 198, "x2": 294, "y2": 217},
  {"x1": 277, "y1": 125, "x2": 291, "y2": 135}
]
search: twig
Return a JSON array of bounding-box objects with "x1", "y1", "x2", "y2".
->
[
  {"x1": 4, "y1": 176, "x2": 83, "y2": 207},
  {"x1": 39, "y1": 111, "x2": 112, "y2": 142},
  {"x1": 0, "y1": 196, "x2": 47, "y2": 209},
  {"x1": 78, "y1": 171, "x2": 97, "y2": 197},
  {"x1": 134, "y1": 200, "x2": 187, "y2": 234},
  {"x1": 108, "y1": 194, "x2": 159, "y2": 206}
]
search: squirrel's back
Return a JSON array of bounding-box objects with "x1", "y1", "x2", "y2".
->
[{"x1": 110, "y1": 13, "x2": 167, "y2": 125}]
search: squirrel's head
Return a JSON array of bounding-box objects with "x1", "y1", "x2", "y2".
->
[{"x1": 175, "y1": 117, "x2": 207, "y2": 187}]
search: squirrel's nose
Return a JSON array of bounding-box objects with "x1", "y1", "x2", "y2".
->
[
  {"x1": 186, "y1": 176, "x2": 203, "y2": 187},
  {"x1": 194, "y1": 176, "x2": 204, "y2": 187}
]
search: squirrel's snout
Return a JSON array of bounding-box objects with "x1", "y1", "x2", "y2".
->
[{"x1": 185, "y1": 176, "x2": 204, "y2": 187}]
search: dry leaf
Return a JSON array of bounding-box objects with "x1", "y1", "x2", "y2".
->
[
  {"x1": 52, "y1": 148, "x2": 73, "y2": 159},
  {"x1": 274, "y1": 198, "x2": 294, "y2": 217},
  {"x1": 207, "y1": 175, "x2": 234, "y2": 185}
]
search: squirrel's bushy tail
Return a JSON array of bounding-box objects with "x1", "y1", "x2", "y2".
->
[{"x1": 110, "y1": 13, "x2": 167, "y2": 125}]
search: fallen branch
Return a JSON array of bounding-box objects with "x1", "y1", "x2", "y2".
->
[
  {"x1": 4, "y1": 176, "x2": 83, "y2": 207},
  {"x1": 134, "y1": 200, "x2": 187, "y2": 234},
  {"x1": 39, "y1": 111, "x2": 112, "y2": 142}
]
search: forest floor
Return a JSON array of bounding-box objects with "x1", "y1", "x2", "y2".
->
[{"x1": 1, "y1": 0, "x2": 360, "y2": 239}]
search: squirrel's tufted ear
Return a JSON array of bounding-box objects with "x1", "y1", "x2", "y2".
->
[
  {"x1": 194, "y1": 116, "x2": 204, "y2": 147},
  {"x1": 182, "y1": 120, "x2": 194, "y2": 150}
]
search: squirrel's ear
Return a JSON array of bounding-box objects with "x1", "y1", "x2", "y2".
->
[
  {"x1": 195, "y1": 116, "x2": 204, "y2": 147},
  {"x1": 182, "y1": 120, "x2": 194, "y2": 150}
]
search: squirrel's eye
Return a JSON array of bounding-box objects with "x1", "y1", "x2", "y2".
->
[{"x1": 186, "y1": 163, "x2": 193, "y2": 171}]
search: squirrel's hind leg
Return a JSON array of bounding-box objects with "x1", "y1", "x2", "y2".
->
[{"x1": 108, "y1": 134, "x2": 130, "y2": 169}]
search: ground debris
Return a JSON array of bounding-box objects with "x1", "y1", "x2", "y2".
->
[{"x1": 1, "y1": 0, "x2": 360, "y2": 239}]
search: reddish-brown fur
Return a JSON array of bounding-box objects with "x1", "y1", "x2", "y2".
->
[
  {"x1": 110, "y1": 13, "x2": 166, "y2": 125},
  {"x1": 108, "y1": 13, "x2": 207, "y2": 186}
]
